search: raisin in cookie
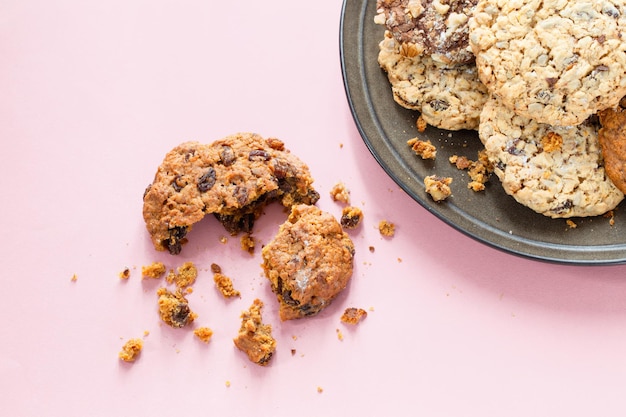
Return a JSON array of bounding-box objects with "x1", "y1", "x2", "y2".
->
[
  {"x1": 469, "y1": 0, "x2": 626, "y2": 126},
  {"x1": 598, "y1": 103, "x2": 626, "y2": 193},
  {"x1": 378, "y1": 31, "x2": 488, "y2": 130},
  {"x1": 375, "y1": 0, "x2": 478, "y2": 65},
  {"x1": 261, "y1": 204, "x2": 355, "y2": 321},
  {"x1": 479, "y1": 95, "x2": 624, "y2": 218},
  {"x1": 143, "y1": 133, "x2": 319, "y2": 254}
]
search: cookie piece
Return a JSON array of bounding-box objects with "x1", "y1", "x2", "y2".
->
[
  {"x1": 598, "y1": 104, "x2": 626, "y2": 194},
  {"x1": 479, "y1": 95, "x2": 624, "y2": 218},
  {"x1": 375, "y1": 0, "x2": 478, "y2": 64},
  {"x1": 262, "y1": 204, "x2": 355, "y2": 321},
  {"x1": 156, "y1": 287, "x2": 197, "y2": 328},
  {"x1": 233, "y1": 299, "x2": 276, "y2": 366},
  {"x1": 378, "y1": 32, "x2": 488, "y2": 130},
  {"x1": 469, "y1": 0, "x2": 626, "y2": 126},
  {"x1": 143, "y1": 133, "x2": 319, "y2": 254}
]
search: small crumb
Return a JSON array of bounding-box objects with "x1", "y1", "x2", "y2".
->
[
  {"x1": 339, "y1": 143, "x2": 344, "y2": 149},
  {"x1": 368, "y1": 306, "x2": 375, "y2": 312},
  {"x1": 566, "y1": 219, "x2": 577, "y2": 229},
  {"x1": 368, "y1": 246, "x2": 375, "y2": 253},
  {"x1": 240, "y1": 234, "x2": 255, "y2": 254},
  {"x1": 340, "y1": 206, "x2": 363, "y2": 229},
  {"x1": 118, "y1": 338, "x2": 143, "y2": 362},
  {"x1": 225, "y1": 381, "x2": 231, "y2": 388},
  {"x1": 424, "y1": 175, "x2": 453, "y2": 202},
  {"x1": 292, "y1": 335, "x2": 298, "y2": 341},
  {"x1": 604, "y1": 210, "x2": 616, "y2": 226},
  {"x1": 317, "y1": 386, "x2": 324, "y2": 394},
  {"x1": 340, "y1": 307, "x2": 368, "y2": 325},
  {"x1": 143, "y1": 330, "x2": 150, "y2": 337},
  {"x1": 336, "y1": 328, "x2": 344, "y2": 341},
  {"x1": 397, "y1": 258, "x2": 402, "y2": 263},
  {"x1": 70, "y1": 274, "x2": 78, "y2": 282},
  {"x1": 194, "y1": 327, "x2": 214, "y2": 343},
  {"x1": 211, "y1": 263, "x2": 222, "y2": 274},
  {"x1": 291, "y1": 349, "x2": 297, "y2": 356},
  {"x1": 166, "y1": 262, "x2": 197, "y2": 289},
  {"x1": 219, "y1": 236, "x2": 228, "y2": 244},
  {"x1": 330, "y1": 182, "x2": 351, "y2": 204},
  {"x1": 119, "y1": 267, "x2": 131, "y2": 280},
  {"x1": 213, "y1": 272, "x2": 241, "y2": 298},
  {"x1": 141, "y1": 262, "x2": 166, "y2": 279},
  {"x1": 156, "y1": 287, "x2": 197, "y2": 328},
  {"x1": 416, "y1": 115, "x2": 428, "y2": 132},
  {"x1": 378, "y1": 220, "x2": 395, "y2": 237},
  {"x1": 407, "y1": 137, "x2": 436, "y2": 160}
]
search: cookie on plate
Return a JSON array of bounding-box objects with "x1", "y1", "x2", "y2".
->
[
  {"x1": 479, "y1": 95, "x2": 624, "y2": 218},
  {"x1": 142, "y1": 133, "x2": 320, "y2": 254},
  {"x1": 598, "y1": 102, "x2": 626, "y2": 194},
  {"x1": 469, "y1": 0, "x2": 626, "y2": 126},
  {"x1": 378, "y1": 32, "x2": 488, "y2": 130},
  {"x1": 261, "y1": 204, "x2": 355, "y2": 321},
  {"x1": 375, "y1": 0, "x2": 478, "y2": 65}
]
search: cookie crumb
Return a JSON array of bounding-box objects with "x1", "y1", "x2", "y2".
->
[
  {"x1": 340, "y1": 206, "x2": 363, "y2": 229},
  {"x1": 219, "y1": 236, "x2": 228, "y2": 244},
  {"x1": 118, "y1": 338, "x2": 143, "y2": 362},
  {"x1": 340, "y1": 307, "x2": 368, "y2": 325},
  {"x1": 141, "y1": 262, "x2": 166, "y2": 279},
  {"x1": 233, "y1": 299, "x2": 276, "y2": 366},
  {"x1": 119, "y1": 267, "x2": 131, "y2": 280},
  {"x1": 566, "y1": 219, "x2": 577, "y2": 229},
  {"x1": 604, "y1": 210, "x2": 616, "y2": 226},
  {"x1": 166, "y1": 262, "x2": 197, "y2": 289},
  {"x1": 424, "y1": 175, "x2": 453, "y2": 202},
  {"x1": 330, "y1": 182, "x2": 351, "y2": 204},
  {"x1": 317, "y1": 386, "x2": 324, "y2": 394},
  {"x1": 240, "y1": 234, "x2": 255, "y2": 254},
  {"x1": 416, "y1": 115, "x2": 428, "y2": 132},
  {"x1": 156, "y1": 287, "x2": 197, "y2": 328},
  {"x1": 368, "y1": 246, "x2": 375, "y2": 253},
  {"x1": 336, "y1": 328, "x2": 344, "y2": 341},
  {"x1": 378, "y1": 220, "x2": 396, "y2": 237},
  {"x1": 194, "y1": 327, "x2": 214, "y2": 343},
  {"x1": 70, "y1": 274, "x2": 78, "y2": 282},
  {"x1": 225, "y1": 380, "x2": 231, "y2": 388},
  {"x1": 213, "y1": 269, "x2": 241, "y2": 298},
  {"x1": 291, "y1": 349, "x2": 297, "y2": 356},
  {"x1": 407, "y1": 137, "x2": 437, "y2": 160}
]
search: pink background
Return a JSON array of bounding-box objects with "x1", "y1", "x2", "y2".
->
[{"x1": 3, "y1": 1, "x2": 626, "y2": 415}]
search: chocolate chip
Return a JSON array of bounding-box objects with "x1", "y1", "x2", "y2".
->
[{"x1": 197, "y1": 167, "x2": 216, "y2": 192}]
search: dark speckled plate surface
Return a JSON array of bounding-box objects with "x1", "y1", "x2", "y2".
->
[{"x1": 339, "y1": 0, "x2": 626, "y2": 265}]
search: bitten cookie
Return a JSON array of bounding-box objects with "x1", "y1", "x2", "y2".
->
[
  {"x1": 375, "y1": 0, "x2": 478, "y2": 64},
  {"x1": 378, "y1": 31, "x2": 488, "y2": 130},
  {"x1": 469, "y1": 0, "x2": 626, "y2": 126},
  {"x1": 598, "y1": 103, "x2": 626, "y2": 194},
  {"x1": 479, "y1": 95, "x2": 624, "y2": 218},
  {"x1": 143, "y1": 133, "x2": 319, "y2": 254},
  {"x1": 261, "y1": 204, "x2": 355, "y2": 321}
]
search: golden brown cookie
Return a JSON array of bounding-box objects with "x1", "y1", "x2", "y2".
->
[
  {"x1": 262, "y1": 204, "x2": 355, "y2": 321},
  {"x1": 143, "y1": 133, "x2": 319, "y2": 254},
  {"x1": 599, "y1": 104, "x2": 626, "y2": 194}
]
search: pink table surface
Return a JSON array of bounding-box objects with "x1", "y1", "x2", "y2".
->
[{"x1": 3, "y1": 1, "x2": 626, "y2": 416}]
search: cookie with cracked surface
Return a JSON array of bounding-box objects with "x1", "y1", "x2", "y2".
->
[
  {"x1": 261, "y1": 204, "x2": 355, "y2": 321},
  {"x1": 598, "y1": 102, "x2": 626, "y2": 194},
  {"x1": 479, "y1": 95, "x2": 624, "y2": 218},
  {"x1": 142, "y1": 133, "x2": 320, "y2": 254},
  {"x1": 469, "y1": 0, "x2": 626, "y2": 126},
  {"x1": 378, "y1": 32, "x2": 488, "y2": 130},
  {"x1": 375, "y1": 0, "x2": 478, "y2": 65}
]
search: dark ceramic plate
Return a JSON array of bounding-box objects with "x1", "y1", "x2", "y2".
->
[{"x1": 339, "y1": 0, "x2": 626, "y2": 265}]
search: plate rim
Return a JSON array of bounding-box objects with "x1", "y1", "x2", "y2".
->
[{"x1": 339, "y1": 0, "x2": 626, "y2": 266}]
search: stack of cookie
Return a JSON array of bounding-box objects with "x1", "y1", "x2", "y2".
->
[{"x1": 376, "y1": 0, "x2": 626, "y2": 218}]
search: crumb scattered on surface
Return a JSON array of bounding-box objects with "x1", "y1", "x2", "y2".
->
[
  {"x1": 340, "y1": 206, "x2": 363, "y2": 229},
  {"x1": 317, "y1": 386, "x2": 324, "y2": 393},
  {"x1": 407, "y1": 137, "x2": 437, "y2": 160},
  {"x1": 142, "y1": 262, "x2": 166, "y2": 279},
  {"x1": 424, "y1": 175, "x2": 453, "y2": 202},
  {"x1": 369, "y1": 246, "x2": 375, "y2": 253},
  {"x1": 71, "y1": 274, "x2": 77, "y2": 282},
  {"x1": 566, "y1": 219, "x2": 577, "y2": 229},
  {"x1": 291, "y1": 349, "x2": 297, "y2": 356},
  {"x1": 118, "y1": 338, "x2": 143, "y2": 362},
  {"x1": 340, "y1": 307, "x2": 368, "y2": 325},
  {"x1": 416, "y1": 115, "x2": 428, "y2": 132},
  {"x1": 449, "y1": 151, "x2": 493, "y2": 192},
  {"x1": 166, "y1": 262, "x2": 197, "y2": 289},
  {"x1": 213, "y1": 269, "x2": 241, "y2": 298},
  {"x1": 605, "y1": 210, "x2": 616, "y2": 226},
  {"x1": 233, "y1": 299, "x2": 276, "y2": 366},
  {"x1": 156, "y1": 287, "x2": 197, "y2": 328},
  {"x1": 336, "y1": 328, "x2": 344, "y2": 341},
  {"x1": 378, "y1": 220, "x2": 396, "y2": 237},
  {"x1": 240, "y1": 234, "x2": 255, "y2": 254},
  {"x1": 143, "y1": 330, "x2": 150, "y2": 337},
  {"x1": 119, "y1": 267, "x2": 131, "y2": 280},
  {"x1": 225, "y1": 381, "x2": 231, "y2": 387},
  {"x1": 330, "y1": 182, "x2": 351, "y2": 204},
  {"x1": 194, "y1": 327, "x2": 214, "y2": 343},
  {"x1": 219, "y1": 236, "x2": 228, "y2": 244}
]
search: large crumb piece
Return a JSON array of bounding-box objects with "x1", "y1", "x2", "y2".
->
[
  {"x1": 240, "y1": 234, "x2": 255, "y2": 254},
  {"x1": 166, "y1": 261, "x2": 197, "y2": 289},
  {"x1": 340, "y1": 206, "x2": 363, "y2": 229},
  {"x1": 330, "y1": 182, "x2": 351, "y2": 204},
  {"x1": 378, "y1": 220, "x2": 395, "y2": 237},
  {"x1": 424, "y1": 175, "x2": 452, "y2": 202},
  {"x1": 156, "y1": 287, "x2": 197, "y2": 328},
  {"x1": 194, "y1": 327, "x2": 214, "y2": 343},
  {"x1": 118, "y1": 338, "x2": 143, "y2": 362},
  {"x1": 142, "y1": 262, "x2": 166, "y2": 279},
  {"x1": 233, "y1": 299, "x2": 276, "y2": 366},
  {"x1": 340, "y1": 307, "x2": 368, "y2": 325},
  {"x1": 407, "y1": 138, "x2": 437, "y2": 160},
  {"x1": 449, "y1": 150, "x2": 493, "y2": 192},
  {"x1": 211, "y1": 263, "x2": 240, "y2": 298}
]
